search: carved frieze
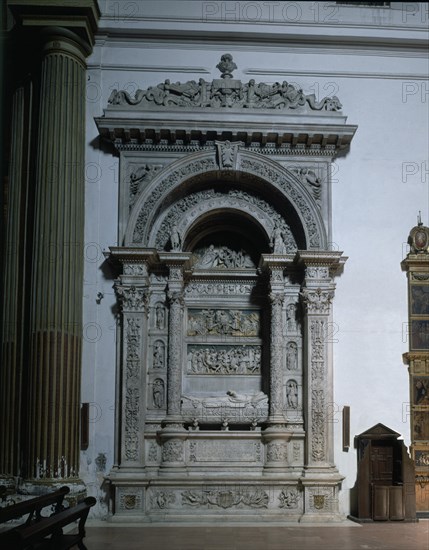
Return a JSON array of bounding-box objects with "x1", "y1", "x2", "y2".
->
[
  {"x1": 185, "y1": 281, "x2": 253, "y2": 296},
  {"x1": 123, "y1": 263, "x2": 148, "y2": 276},
  {"x1": 187, "y1": 345, "x2": 261, "y2": 375},
  {"x1": 194, "y1": 245, "x2": 255, "y2": 269},
  {"x1": 149, "y1": 490, "x2": 176, "y2": 510},
  {"x1": 108, "y1": 54, "x2": 342, "y2": 113},
  {"x1": 181, "y1": 488, "x2": 269, "y2": 509},
  {"x1": 187, "y1": 309, "x2": 260, "y2": 337}
]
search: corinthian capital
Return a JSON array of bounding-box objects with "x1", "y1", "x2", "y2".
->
[
  {"x1": 115, "y1": 284, "x2": 148, "y2": 312},
  {"x1": 269, "y1": 292, "x2": 285, "y2": 307},
  {"x1": 300, "y1": 288, "x2": 334, "y2": 314}
]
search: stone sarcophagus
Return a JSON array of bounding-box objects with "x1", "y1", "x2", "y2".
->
[{"x1": 96, "y1": 55, "x2": 357, "y2": 523}]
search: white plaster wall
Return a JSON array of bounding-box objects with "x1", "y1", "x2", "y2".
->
[{"x1": 82, "y1": 1, "x2": 428, "y2": 517}]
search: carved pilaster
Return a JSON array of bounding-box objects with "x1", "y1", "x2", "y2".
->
[
  {"x1": 166, "y1": 290, "x2": 184, "y2": 417},
  {"x1": 298, "y1": 251, "x2": 345, "y2": 471},
  {"x1": 115, "y1": 283, "x2": 149, "y2": 466}
]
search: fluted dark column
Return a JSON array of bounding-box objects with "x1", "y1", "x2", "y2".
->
[
  {"x1": 24, "y1": 31, "x2": 90, "y2": 483},
  {"x1": 0, "y1": 84, "x2": 29, "y2": 483}
]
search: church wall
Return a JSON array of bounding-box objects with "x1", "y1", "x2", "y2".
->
[{"x1": 81, "y1": 3, "x2": 428, "y2": 517}]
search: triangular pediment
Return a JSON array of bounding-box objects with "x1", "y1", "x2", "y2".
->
[{"x1": 357, "y1": 423, "x2": 401, "y2": 440}]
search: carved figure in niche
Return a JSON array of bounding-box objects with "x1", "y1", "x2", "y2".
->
[
  {"x1": 286, "y1": 342, "x2": 298, "y2": 371},
  {"x1": 270, "y1": 222, "x2": 287, "y2": 254},
  {"x1": 153, "y1": 341, "x2": 164, "y2": 369},
  {"x1": 414, "y1": 378, "x2": 429, "y2": 405},
  {"x1": 169, "y1": 223, "x2": 181, "y2": 251},
  {"x1": 286, "y1": 303, "x2": 297, "y2": 331},
  {"x1": 153, "y1": 378, "x2": 165, "y2": 409},
  {"x1": 286, "y1": 380, "x2": 298, "y2": 409},
  {"x1": 155, "y1": 304, "x2": 165, "y2": 330}
]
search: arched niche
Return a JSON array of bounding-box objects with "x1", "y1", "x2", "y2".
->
[{"x1": 124, "y1": 148, "x2": 327, "y2": 251}]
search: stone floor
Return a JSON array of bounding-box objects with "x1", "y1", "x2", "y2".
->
[{"x1": 84, "y1": 520, "x2": 429, "y2": 550}]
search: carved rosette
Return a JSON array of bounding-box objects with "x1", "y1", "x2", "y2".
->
[
  {"x1": 269, "y1": 292, "x2": 285, "y2": 419},
  {"x1": 167, "y1": 291, "x2": 184, "y2": 416}
]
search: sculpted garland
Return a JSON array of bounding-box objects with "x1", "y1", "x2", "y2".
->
[{"x1": 108, "y1": 54, "x2": 342, "y2": 113}]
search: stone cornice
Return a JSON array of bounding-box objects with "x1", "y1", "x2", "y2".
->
[
  {"x1": 296, "y1": 250, "x2": 347, "y2": 275},
  {"x1": 96, "y1": 114, "x2": 357, "y2": 154},
  {"x1": 9, "y1": 0, "x2": 100, "y2": 51}
]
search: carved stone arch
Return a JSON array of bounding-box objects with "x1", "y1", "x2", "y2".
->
[
  {"x1": 125, "y1": 147, "x2": 327, "y2": 250},
  {"x1": 148, "y1": 190, "x2": 297, "y2": 254}
]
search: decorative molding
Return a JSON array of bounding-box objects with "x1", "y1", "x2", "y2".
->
[{"x1": 185, "y1": 281, "x2": 253, "y2": 296}]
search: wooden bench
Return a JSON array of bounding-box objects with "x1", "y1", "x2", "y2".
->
[
  {"x1": 0, "y1": 486, "x2": 70, "y2": 526},
  {"x1": 0, "y1": 496, "x2": 96, "y2": 549}
]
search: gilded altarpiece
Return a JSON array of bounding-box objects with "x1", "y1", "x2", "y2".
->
[
  {"x1": 402, "y1": 221, "x2": 429, "y2": 516},
  {"x1": 97, "y1": 55, "x2": 357, "y2": 522}
]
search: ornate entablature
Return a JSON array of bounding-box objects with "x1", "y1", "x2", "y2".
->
[{"x1": 96, "y1": 54, "x2": 357, "y2": 155}]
